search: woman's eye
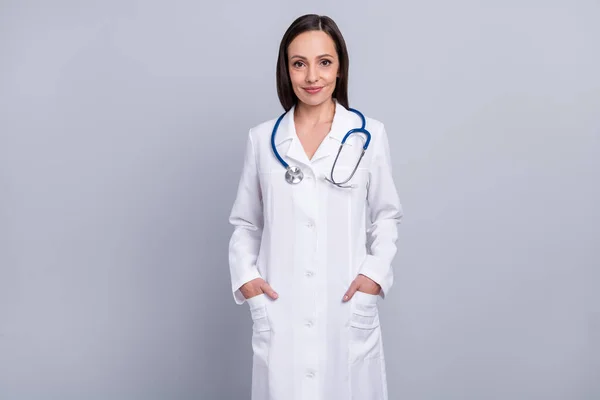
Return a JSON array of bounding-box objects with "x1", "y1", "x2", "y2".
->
[
  {"x1": 293, "y1": 61, "x2": 304, "y2": 68},
  {"x1": 321, "y1": 59, "x2": 332, "y2": 66}
]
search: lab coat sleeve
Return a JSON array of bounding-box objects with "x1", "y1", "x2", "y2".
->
[
  {"x1": 228, "y1": 130, "x2": 264, "y2": 305},
  {"x1": 358, "y1": 124, "x2": 403, "y2": 298}
]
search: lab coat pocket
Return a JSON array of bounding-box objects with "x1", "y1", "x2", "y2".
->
[
  {"x1": 327, "y1": 167, "x2": 369, "y2": 192},
  {"x1": 259, "y1": 170, "x2": 295, "y2": 229},
  {"x1": 325, "y1": 167, "x2": 369, "y2": 230},
  {"x1": 247, "y1": 293, "x2": 272, "y2": 368},
  {"x1": 348, "y1": 291, "x2": 382, "y2": 364},
  {"x1": 349, "y1": 291, "x2": 387, "y2": 399}
]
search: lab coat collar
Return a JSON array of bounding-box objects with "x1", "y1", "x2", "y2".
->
[{"x1": 274, "y1": 99, "x2": 355, "y2": 166}]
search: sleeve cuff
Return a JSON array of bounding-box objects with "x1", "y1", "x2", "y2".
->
[
  {"x1": 231, "y1": 268, "x2": 263, "y2": 305},
  {"x1": 358, "y1": 255, "x2": 393, "y2": 299}
]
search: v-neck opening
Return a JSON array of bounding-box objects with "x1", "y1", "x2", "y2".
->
[{"x1": 291, "y1": 101, "x2": 340, "y2": 163}]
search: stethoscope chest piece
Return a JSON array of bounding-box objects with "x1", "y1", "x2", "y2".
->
[{"x1": 285, "y1": 166, "x2": 303, "y2": 184}]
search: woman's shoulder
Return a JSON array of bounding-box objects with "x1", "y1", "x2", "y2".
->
[
  {"x1": 363, "y1": 114, "x2": 385, "y2": 133},
  {"x1": 250, "y1": 117, "x2": 278, "y2": 133},
  {"x1": 360, "y1": 114, "x2": 390, "y2": 154},
  {"x1": 247, "y1": 115, "x2": 280, "y2": 145},
  {"x1": 344, "y1": 103, "x2": 385, "y2": 133}
]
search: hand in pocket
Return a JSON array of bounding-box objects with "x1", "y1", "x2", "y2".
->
[
  {"x1": 342, "y1": 274, "x2": 381, "y2": 301},
  {"x1": 240, "y1": 277, "x2": 279, "y2": 300}
]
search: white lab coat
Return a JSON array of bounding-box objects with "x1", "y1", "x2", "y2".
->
[{"x1": 228, "y1": 99, "x2": 403, "y2": 400}]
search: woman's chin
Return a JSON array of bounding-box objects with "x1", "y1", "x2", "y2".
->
[{"x1": 296, "y1": 92, "x2": 334, "y2": 107}]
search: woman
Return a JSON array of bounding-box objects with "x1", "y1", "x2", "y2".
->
[{"x1": 228, "y1": 14, "x2": 403, "y2": 400}]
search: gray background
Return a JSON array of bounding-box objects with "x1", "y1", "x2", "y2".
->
[{"x1": 1, "y1": 0, "x2": 598, "y2": 399}]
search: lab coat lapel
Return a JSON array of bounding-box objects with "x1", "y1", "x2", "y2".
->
[
  {"x1": 276, "y1": 105, "x2": 311, "y2": 168},
  {"x1": 310, "y1": 100, "x2": 353, "y2": 163}
]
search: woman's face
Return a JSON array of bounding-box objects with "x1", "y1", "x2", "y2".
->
[{"x1": 287, "y1": 30, "x2": 339, "y2": 107}]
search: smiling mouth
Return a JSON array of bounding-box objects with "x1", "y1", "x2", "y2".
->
[{"x1": 303, "y1": 86, "x2": 324, "y2": 93}]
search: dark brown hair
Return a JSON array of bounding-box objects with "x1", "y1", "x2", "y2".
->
[{"x1": 276, "y1": 14, "x2": 350, "y2": 111}]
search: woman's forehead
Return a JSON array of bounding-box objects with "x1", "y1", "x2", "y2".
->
[{"x1": 288, "y1": 31, "x2": 337, "y2": 57}]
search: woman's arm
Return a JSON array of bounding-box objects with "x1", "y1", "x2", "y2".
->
[
  {"x1": 228, "y1": 130, "x2": 264, "y2": 305},
  {"x1": 358, "y1": 123, "x2": 404, "y2": 298}
]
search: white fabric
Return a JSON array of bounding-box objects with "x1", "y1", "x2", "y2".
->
[{"x1": 228, "y1": 100, "x2": 403, "y2": 400}]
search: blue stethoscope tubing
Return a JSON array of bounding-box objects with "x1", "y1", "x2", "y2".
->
[{"x1": 271, "y1": 107, "x2": 371, "y2": 187}]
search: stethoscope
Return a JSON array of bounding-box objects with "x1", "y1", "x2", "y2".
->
[{"x1": 271, "y1": 107, "x2": 371, "y2": 188}]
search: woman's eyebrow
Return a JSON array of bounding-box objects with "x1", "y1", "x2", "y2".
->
[{"x1": 289, "y1": 54, "x2": 334, "y2": 60}]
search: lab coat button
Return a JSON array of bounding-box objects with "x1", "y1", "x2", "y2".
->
[
  {"x1": 305, "y1": 222, "x2": 314, "y2": 228},
  {"x1": 305, "y1": 320, "x2": 313, "y2": 327},
  {"x1": 306, "y1": 370, "x2": 315, "y2": 378},
  {"x1": 305, "y1": 270, "x2": 314, "y2": 277}
]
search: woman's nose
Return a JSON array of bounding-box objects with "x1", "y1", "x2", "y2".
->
[{"x1": 306, "y1": 65, "x2": 318, "y2": 83}]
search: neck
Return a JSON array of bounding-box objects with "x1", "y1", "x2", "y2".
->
[{"x1": 294, "y1": 98, "x2": 335, "y2": 125}]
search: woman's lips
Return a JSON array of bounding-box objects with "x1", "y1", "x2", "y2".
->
[{"x1": 303, "y1": 86, "x2": 323, "y2": 94}]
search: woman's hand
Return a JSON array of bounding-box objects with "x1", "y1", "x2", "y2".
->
[
  {"x1": 342, "y1": 274, "x2": 381, "y2": 301},
  {"x1": 240, "y1": 277, "x2": 279, "y2": 300}
]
